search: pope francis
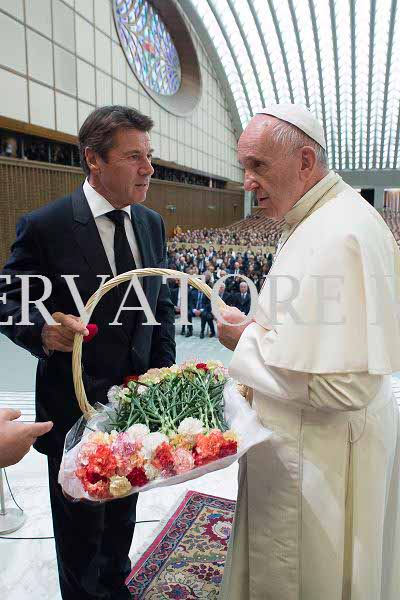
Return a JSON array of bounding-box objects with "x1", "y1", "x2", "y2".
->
[{"x1": 218, "y1": 104, "x2": 400, "y2": 600}]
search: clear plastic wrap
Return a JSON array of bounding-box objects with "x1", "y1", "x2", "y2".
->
[{"x1": 59, "y1": 379, "x2": 271, "y2": 503}]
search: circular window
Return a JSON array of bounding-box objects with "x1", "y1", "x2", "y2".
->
[
  {"x1": 113, "y1": 0, "x2": 201, "y2": 116},
  {"x1": 114, "y1": 0, "x2": 181, "y2": 96}
]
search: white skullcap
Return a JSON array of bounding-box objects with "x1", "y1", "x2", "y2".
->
[{"x1": 257, "y1": 103, "x2": 327, "y2": 150}]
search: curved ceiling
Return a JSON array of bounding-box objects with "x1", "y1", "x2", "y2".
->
[{"x1": 181, "y1": 0, "x2": 400, "y2": 172}]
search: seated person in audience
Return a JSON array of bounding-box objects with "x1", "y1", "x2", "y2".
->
[
  {"x1": 232, "y1": 281, "x2": 251, "y2": 315},
  {"x1": 207, "y1": 264, "x2": 217, "y2": 284},
  {"x1": 0, "y1": 408, "x2": 53, "y2": 468},
  {"x1": 229, "y1": 260, "x2": 243, "y2": 276},
  {"x1": 217, "y1": 282, "x2": 233, "y2": 306},
  {"x1": 216, "y1": 262, "x2": 228, "y2": 278},
  {"x1": 197, "y1": 253, "x2": 206, "y2": 273},
  {"x1": 176, "y1": 255, "x2": 187, "y2": 272}
]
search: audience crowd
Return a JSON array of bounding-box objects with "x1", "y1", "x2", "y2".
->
[
  {"x1": 167, "y1": 242, "x2": 275, "y2": 337},
  {"x1": 170, "y1": 225, "x2": 281, "y2": 247}
]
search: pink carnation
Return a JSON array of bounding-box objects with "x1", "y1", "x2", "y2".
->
[
  {"x1": 111, "y1": 432, "x2": 138, "y2": 458},
  {"x1": 173, "y1": 448, "x2": 195, "y2": 474},
  {"x1": 77, "y1": 442, "x2": 99, "y2": 466},
  {"x1": 111, "y1": 432, "x2": 141, "y2": 476}
]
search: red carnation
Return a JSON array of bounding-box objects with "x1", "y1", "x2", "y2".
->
[
  {"x1": 85, "y1": 469, "x2": 106, "y2": 485},
  {"x1": 152, "y1": 442, "x2": 175, "y2": 475},
  {"x1": 76, "y1": 467, "x2": 111, "y2": 499},
  {"x1": 127, "y1": 467, "x2": 149, "y2": 488},
  {"x1": 83, "y1": 324, "x2": 98, "y2": 343},
  {"x1": 196, "y1": 363, "x2": 209, "y2": 371},
  {"x1": 219, "y1": 439, "x2": 238, "y2": 458},
  {"x1": 124, "y1": 374, "x2": 140, "y2": 385},
  {"x1": 193, "y1": 452, "x2": 210, "y2": 467}
]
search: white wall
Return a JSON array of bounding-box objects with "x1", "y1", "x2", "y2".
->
[{"x1": 0, "y1": 0, "x2": 242, "y2": 182}]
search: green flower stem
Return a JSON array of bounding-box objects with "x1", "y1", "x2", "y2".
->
[{"x1": 112, "y1": 370, "x2": 229, "y2": 433}]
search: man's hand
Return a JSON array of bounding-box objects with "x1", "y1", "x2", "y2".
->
[
  {"x1": 42, "y1": 312, "x2": 89, "y2": 353},
  {"x1": 0, "y1": 408, "x2": 53, "y2": 468},
  {"x1": 217, "y1": 306, "x2": 253, "y2": 351}
]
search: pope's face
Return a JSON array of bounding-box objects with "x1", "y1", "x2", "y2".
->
[{"x1": 238, "y1": 115, "x2": 306, "y2": 220}]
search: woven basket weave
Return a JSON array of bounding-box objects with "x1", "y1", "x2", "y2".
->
[{"x1": 72, "y1": 268, "x2": 225, "y2": 417}]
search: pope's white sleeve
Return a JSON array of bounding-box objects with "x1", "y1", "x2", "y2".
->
[
  {"x1": 229, "y1": 323, "x2": 383, "y2": 411},
  {"x1": 229, "y1": 322, "x2": 311, "y2": 408}
]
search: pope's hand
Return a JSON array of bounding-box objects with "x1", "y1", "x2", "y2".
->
[
  {"x1": 0, "y1": 408, "x2": 53, "y2": 468},
  {"x1": 217, "y1": 306, "x2": 253, "y2": 351},
  {"x1": 42, "y1": 312, "x2": 89, "y2": 353}
]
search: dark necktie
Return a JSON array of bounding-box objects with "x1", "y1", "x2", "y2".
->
[
  {"x1": 105, "y1": 209, "x2": 138, "y2": 333},
  {"x1": 105, "y1": 209, "x2": 136, "y2": 274}
]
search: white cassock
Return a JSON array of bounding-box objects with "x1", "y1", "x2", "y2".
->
[{"x1": 220, "y1": 171, "x2": 400, "y2": 600}]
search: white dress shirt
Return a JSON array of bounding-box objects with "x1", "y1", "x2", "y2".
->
[{"x1": 83, "y1": 179, "x2": 143, "y2": 275}]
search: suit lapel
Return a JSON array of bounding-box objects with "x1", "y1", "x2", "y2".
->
[
  {"x1": 130, "y1": 205, "x2": 156, "y2": 268},
  {"x1": 72, "y1": 186, "x2": 114, "y2": 279},
  {"x1": 131, "y1": 205, "x2": 157, "y2": 296}
]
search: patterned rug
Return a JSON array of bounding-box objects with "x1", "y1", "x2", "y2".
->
[{"x1": 126, "y1": 491, "x2": 236, "y2": 599}]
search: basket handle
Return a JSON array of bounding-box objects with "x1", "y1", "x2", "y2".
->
[{"x1": 72, "y1": 268, "x2": 226, "y2": 416}]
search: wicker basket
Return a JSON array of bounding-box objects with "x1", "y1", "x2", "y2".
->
[{"x1": 72, "y1": 268, "x2": 225, "y2": 417}]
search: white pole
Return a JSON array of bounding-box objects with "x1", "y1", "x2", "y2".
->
[
  {"x1": 0, "y1": 468, "x2": 6, "y2": 515},
  {"x1": 0, "y1": 468, "x2": 26, "y2": 534}
]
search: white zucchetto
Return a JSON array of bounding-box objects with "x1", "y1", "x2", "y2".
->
[{"x1": 257, "y1": 103, "x2": 327, "y2": 150}]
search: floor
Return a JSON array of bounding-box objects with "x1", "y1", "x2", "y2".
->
[{"x1": 0, "y1": 319, "x2": 237, "y2": 600}]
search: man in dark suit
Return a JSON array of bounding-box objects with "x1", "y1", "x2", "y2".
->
[
  {"x1": 232, "y1": 281, "x2": 251, "y2": 315},
  {"x1": 0, "y1": 106, "x2": 175, "y2": 600},
  {"x1": 217, "y1": 282, "x2": 233, "y2": 306},
  {"x1": 192, "y1": 281, "x2": 215, "y2": 339}
]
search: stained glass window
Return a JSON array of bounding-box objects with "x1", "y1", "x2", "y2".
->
[{"x1": 114, "y1": 0, "x2": 181, "y2": 96}]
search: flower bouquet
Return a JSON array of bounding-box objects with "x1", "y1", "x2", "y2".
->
[{"x1": 59, "y1": 360, "x2": 271, "y2": 502}]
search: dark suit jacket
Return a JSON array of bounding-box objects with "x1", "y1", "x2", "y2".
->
[
  {"x1": 0, "y1": 186, "x2": 176, "y2": 456},
  {"x1": 198, "y1": 289, "x2": 213, "y2": 315},
  {"x1": 188, "y1": 286, "x2": 199, "y2": 313},
  {"x1": 233, "y1": 292, "x2": 251, "y2": 315},
  {"x1": 170, "y1": 286, "x2": 179, "y2": 308},
  {"x1": 220, "y1": 291, "x2": 233, "y2": 306}
]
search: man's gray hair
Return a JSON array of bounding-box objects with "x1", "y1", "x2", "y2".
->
[{"x1": 268, "y1": 119, "x2": 328, "y2": 168}]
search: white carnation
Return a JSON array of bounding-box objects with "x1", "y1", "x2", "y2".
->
[
  {"x1": 141, "y1": 432, "x2": 169, "y2": 459},
  {"x1": 144, "y1": 463, "x2": 161, "y2": 481},
  {"x1": 107, "y1": 385, "x2": 121, "y2": 404},
  {"x1": 206, "y1": 360, "x2": 224, "y2": 370},
  {"x1": 127, "y1": 424, "x2": 150, "y2": 442},
  {"x1": 178, "y1": 417, "x2": 204, "y2": 437}
]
